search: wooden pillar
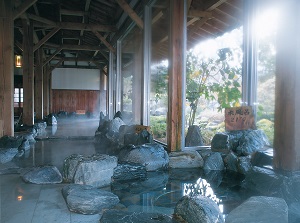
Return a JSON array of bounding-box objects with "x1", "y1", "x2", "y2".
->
[
  {"x1": 99, "y1": 69, "x2": 107, "y2": 114},
  {"x1": 35, "y1": 47, "x2": 43, "y2": 120},
  {"x1": 22, "y1": 20, "x2": 34, "y2": 126},
  {"x1": 43, "y1": 65, "x2": 50, "y2": 117},
  {"x1": 273, "y1": 0, "x2": 300, "y2": 171},
  {"x1": 167, "y1": 0, "x2": 187, "y2": 152},
  {"x1": 0, "y1": 0, "x2": 14, "y2": 137}
]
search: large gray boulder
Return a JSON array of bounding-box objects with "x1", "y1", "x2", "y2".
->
[
  {"x1": 123, "y1": 130, "x2": 153, "y2": 146},
  {"x1": 18, "y1": 139, "x2": 30, "y2": 151},
  {"x1": 223, "y1": 152, "x2": 238, "y2": 172},
  {"x1": 63, "y1": 154, "x2": 118, "y2": 187},
  {"x1": 211, "y1": 130, "x2": 270, "y2": 156},
  {"x1": 243, "y1": 166, "x2": 286, "y2": 197},
  {"x1": 118, "y1": 143, "x2": 169, "y2": 171},
  {"x1": 211, "y1": 133, "x2": 231, "y2": 153},
  {"x1": 95, "y1": 117, "x2": 126, "y2": 148},
  {"x1": 22, "y1": 133, "x2": 36, "y2": 144},
  {"x1": 109, "y1": 117, "x2": 125, "y2": 134},
  {"x1": 237, "y1": 156, "x2": 252, "y2": 175},
  {"x1": 211, "y1": 131, "x2": 244, "y2": 153},
  {"x1": 203, "y1": 152, "x2": 225, "y2": 171},
  {"x1": 0, "y1": 135, "x2": 23, "y2": 148},
  {"x1": 185, "y1": 125, "x2": 204, "y2": 147},
  {"x1": 21, "y1": 166, "x2": 62, "y2": 184},
  {"x1": 251, "y1": 149, "x2": 273, "y2": 167},
  {"x1": 33, "y1": 121, "x2": 47, "y2": 135},
  {"x1": 100, "y1": 210, "x2": 173, "y2": 223},
  {"x1": 46, "y1": 114, "x2": 57, "y2": 126},
  {"x1": 174, "y1": 195, "x2": 224, "y2": 223},
  {"x1": 62, "y1": 184, "x2": 119, "y2": 215},
  {"x1": 288, "y1": 202, "x2": 300, "y2": 223},
  {"x1": 225, "y1": 196, "x2": 288, "y2": 223},
  {"x1": 168, "y1": 150, "x2": 204, "y2": 168},
  {"x1": 235, "y1": 129, "x2": 270, "y2": 156},
  {"x1": 282, "y1": 173, "x2": 300, "y2": 203},
  {"x1": 119, "y1": 125, "x2": 153, "y2": 146},
  {"x1": 0, "y1": 148, "x2": 18, "y2": 164}
]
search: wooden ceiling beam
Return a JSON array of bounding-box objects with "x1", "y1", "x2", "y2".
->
[
  {"x1": 187, "y1": 0, "x2": 192, "y2": 10},
  {"x1": 50, "y1": 58, "x2": 64, "y2": 72},
  {"x1": 27, "y1": 13, "x2": 56, "y2": 26},
  {"x1": 59, "y1": 44, "x2": 104, "y2": 51},
  {"x1": 43, "y1": 43, "x2": 105, "y2": 51},
  {"x1": 53, "y1": 56, "x2": 105, "y2": 63},
  {"x1": 43, "y1": 48, "x2": 62, "y2": 66},
  {"x1": 13, "y1": 0, "x2": 37, "y2": 20},
  {"x1": 188, "y1": 10, "x2": 213, "y2": 18},
  {"x1": 205, "y1": 0, "x2": 228, "y2": 11},
  {"x1": 29, "y1": 19, "x2": 118, "y2": 32},
  {"x1": 15, "y1": 41, "x2": 23, "y2": 52},
  {"x1": 60, "y1": 9, "x2": 86, "y2": 17},
  {"x1": 92, "y1": 30, "x2": 116, "y2": 53},
  {"x1": 187, "y1": 16, "x2": 211, "y2": 34},
  {"x1": 33, "y1": 27, "x2": 60, "y2": 52},
  {"x1": 152, "y1": 11, "x2": 163, "y2": 24},
  {"x1": 116, "y1": 0, "x2": 143, "y2": 29},
  {"x1": 54, "y1": 64, "x2": 100, "y2": 69},
  {"x1": 85, "y1": 0, "x2": 92, "y2": 11},
  {"x1": 59, "y1": 22, "x2": 117, "y2": 32}
]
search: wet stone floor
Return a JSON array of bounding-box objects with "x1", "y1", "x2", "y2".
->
[{"x1": 1, "y1": 117, "x2": 257, "y2": 223}]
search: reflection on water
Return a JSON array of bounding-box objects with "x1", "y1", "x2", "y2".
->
[{"x1": 184, "y1": 178, "x2": 222, "y2": 208}]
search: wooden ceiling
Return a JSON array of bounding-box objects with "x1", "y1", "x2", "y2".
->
[{"x1": 13, "y1": 0, "x2": 243, "y2": 70}]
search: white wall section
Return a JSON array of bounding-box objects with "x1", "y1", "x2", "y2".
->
[{"x1": 52, "y1": 68, "x2": 100, "y2": 90}]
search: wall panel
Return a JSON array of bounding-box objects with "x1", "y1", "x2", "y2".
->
[{"x1": 52, "y1": 90, "x2": 100, "y2": 114}]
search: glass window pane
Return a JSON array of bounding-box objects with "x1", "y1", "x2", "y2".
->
[
  {"x1": 120, "y1": 26, "x2": 143, "y2": 124},
  {"x1": 150, "y1": 0, "x2": 169, "y2": 144},
  {"x1": 256, "y1": 6, "x2": 278, "y2": 146},
  {"x1": 185, "y1": 28, "x2": 243, "y2": 146}
]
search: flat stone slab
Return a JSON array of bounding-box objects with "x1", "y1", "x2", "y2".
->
[
  {"x1": 62, "y1": 184, "x2": 119, "y2": 215},
  {"x1": 226, "y1": 196, "x2": 288, "y2": 223},
  {"x1": 169, "y1": 150, "x2": 204, "y2": 168},
  {"x1": 21, "y1": 166, "x2": 62, "y2": 184},
  {"x1": 100, "y1": 210, "x2": 175, "y2": 223}
]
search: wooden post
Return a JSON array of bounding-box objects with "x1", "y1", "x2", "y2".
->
[
  {"x1": 35, "y1": 47, "x2": 43, "y2": 121},
  {"x1": 167, "y1": 0, "x2": 187, "y2": 152},
  {"x1": 43, "y1": 65, "x2": 50, "y2": 117},
  {"x1": 22, "y1": 20, "x2": 35, "y2": 126},
  {"x1": 273, "y1": 0, "x2": 300, "y2": 171},
  {"x1": 0, "y1": 0, "x2": 14, "y2": 137}
]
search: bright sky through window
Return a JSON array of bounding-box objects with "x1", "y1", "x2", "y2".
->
[{"x1": 254, "y1": 7, "x2": 279, "y2": 39}]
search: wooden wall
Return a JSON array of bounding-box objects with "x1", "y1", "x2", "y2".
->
[{"x1": 52, "y1": 90, "x2": 100, "y2": 114}]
